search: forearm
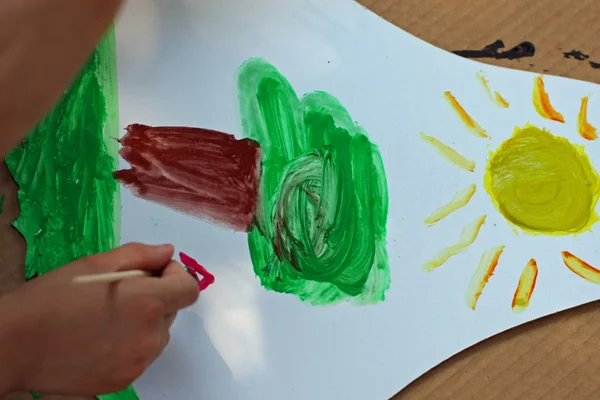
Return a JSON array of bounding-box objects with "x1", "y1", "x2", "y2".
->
[
  {"x1": 0, "y1": 347, "x2": 17, "y2": 397},
  {"x1": 0, "y1": 0, "x2": 122, "y2": 158},
  {"x1": 0, "y1": 298, "x2": 23, "y2": 396}
]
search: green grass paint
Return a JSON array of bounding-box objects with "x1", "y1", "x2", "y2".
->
[
  {"x1": 0, "y1": 194, "x2": 6, "y2": 215},
  {"x1": 7, "y1": 29, "x2": 121, "y2": 278},
  {"x1": 97, "y1": 385, "x2": 140, "y2": 400}
]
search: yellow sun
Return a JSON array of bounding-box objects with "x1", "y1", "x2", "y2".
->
[
  {"x1": 421, "y1": 73, "x2": 600, "y2": 312},
  {"x1": 485, "y1": 125, "x2": 600, "y2": 235}
]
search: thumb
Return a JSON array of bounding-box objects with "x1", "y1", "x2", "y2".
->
[{"x1": 88, "y1": 243, "x2": 175, "y2": 272}]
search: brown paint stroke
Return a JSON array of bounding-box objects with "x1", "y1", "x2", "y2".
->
[{"x1": 114, "y1": 124, "x2": 261, "y2": 231}]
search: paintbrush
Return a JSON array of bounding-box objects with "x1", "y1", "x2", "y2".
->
[
  {"x1": 72, "y1": 270, "x2": 152, "y2": 284},
  {"x1": 73, "y1": 262, "x2": 206, "y2": 287},
  {"x1": 73, "y1": 253, "x2": 214, "y2": 291}
]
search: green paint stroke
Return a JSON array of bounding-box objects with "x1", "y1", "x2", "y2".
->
[
  {"x1": 0, "y1": 194, "x2": 6, "y2": 215},
  {"x1": 97, "y1": 385, "x2": 140, "y2": 400},
  {"x1": 237, "y1": 58, "x2": 390, "y2": 305},
  {"x1": 6, "y1": 28, "x2": 135, "y2": 400},
  {"x1": 6, "y1": 29, "x2": 121, "y2": 279}
]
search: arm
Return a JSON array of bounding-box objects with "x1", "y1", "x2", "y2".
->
[
  {"x1": 0, "y1": 312, "x2": 19, "y2": 396},
  {"x1": 0, "y1": 0, "x2": 121, "y2": 157},
  {"x1": 0, "y1": 2, "x2": 201, "y2": 395}
]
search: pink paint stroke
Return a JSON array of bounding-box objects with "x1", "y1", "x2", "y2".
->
[{"x1": 179, "y1": 251, "x2": 215, "y2": 291}]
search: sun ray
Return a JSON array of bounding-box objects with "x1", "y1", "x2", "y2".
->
[
  {"x1": 495, "y1": 92, "x2": 510, "y2": 108},
  {"x1": 512, "y1": 258, "x2": 538, "y2": 314},
  {"x1": 423, "y1": 215, "x2": 486, "y2": 272},
  {"x1": 425, "y1": 184, "x2": 477, "y2": 225},
  {"x1": 465, "y1": 245, "x2": 505, "y2": 310},
  {"x1": 562, "y1": 251, "x2": 600, "y2": 284},
  {"x1": 420, "y1": 133, "x2": 476, "y2": 172},
  {"x1": 476, "y1": 73, "x2": 510, "y2": 108},
  {"x1": 532, "y1": 76, "x2": 565, "y2": 123},
  {"x1": 444, "y1": 91, "x2": 489, "y2": 138},
  {"x1": 577, "y1": 96, "x2": 598, "y2": 140}
]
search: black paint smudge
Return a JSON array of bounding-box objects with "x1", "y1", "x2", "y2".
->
[
  {"x1": 590, "y1": 61, "x2": 600, "y2": 69},
  {"x1": 452, "y1": 40, "x2": 535, "y2": 60},
  {"x1": 563, "y1": 50, "x2": 590, "y2": 61}
]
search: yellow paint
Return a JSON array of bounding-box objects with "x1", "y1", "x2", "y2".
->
[
  {"x1": 444, "y1": 91, "x2": 489, "y2": 138},
  {"x1": 420, "y1": 133, "x2": 476, "y2": 172},
  {"x1": 532, "y1": 76, "x2": 565, "y2": 123},
  {"x1": 577, "y1": 96, "x2": 598, "y2": 140},
  {"x1": 423, "y1": 215, "x2": 486, "y2": 272},
  {"x1": 465, "y1": 245, "x2": 505, "y2": 310},
  {"x1": 495, "y1": 92, "x2": 510, "y2": 108},
  {"x1": 512, "y1": 259, "x2": 538, "y2": 314},
  {"x1": 562, "y1": 251, "x2": 600, "y2": 284},
  {"x1": 425, "y1": 184, "x2": 477, "y2": 225},
  {"x1": 477, "y1": 73, "x2": 492, "y2": 96},
  {"x1": 484, "y1": 125, "x2": 599, "y2": 235},
  {"x1": 476, "y1": 73, "x2": 510, "y2": 108}
]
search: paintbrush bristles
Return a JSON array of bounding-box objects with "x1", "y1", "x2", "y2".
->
[{"x1": 72, "y1": 270, "x2": 151, "y2": 284}]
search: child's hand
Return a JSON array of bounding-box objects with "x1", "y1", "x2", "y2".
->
[{"x1": 0, "y1": 243, "x2": 198, "y2": 396}]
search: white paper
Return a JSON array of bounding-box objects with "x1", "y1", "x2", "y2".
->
[{"x1": 114, "y1": 0, "x2": 600, "y2": 398}]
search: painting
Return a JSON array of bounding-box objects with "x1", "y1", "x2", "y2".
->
[{"x1": 8, "y1": 0, "x2": 600, "y2": 399}]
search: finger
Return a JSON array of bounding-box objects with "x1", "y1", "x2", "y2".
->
[
  {"x1": 163, "y1": 313, "x2": 177, "y2": 329},
  {"x1": 88, "y1": 243, "x2": 175, "y2": 272},
  {"x1": 154, "y1": 330, "x2": 171, "y2": 361},
  {"x1": 150, "y1": 261, "x2": 199, "y2": 313}
]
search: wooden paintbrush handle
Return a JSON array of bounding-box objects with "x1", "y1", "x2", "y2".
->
[{"x1": 72, "y1": 270, "x2": 151, "y2": 284}]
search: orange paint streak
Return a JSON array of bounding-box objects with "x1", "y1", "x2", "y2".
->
[
  {"x1": 577, "y1": 96, "x2": 598, "y2": 140},
  {"x1": 495, "y1": 92, "x2": 510, "y2": 108},
  {"x1": 476, "y1": 73, "x2": 510, "y2": 108},
  {"x1": 444, "y1": 91, "x2": 489, "y2": 138},
  {"x1": 511, "y1": 259, "x2": 538, "y2": 313},
  {"x1": 477, "y1": 74, "x2": 493, "y2": 95},
  {"x1": 562, "y1": 251, "x2": 600, "y2": 284},
  {"x1": 532, "y1": 76, "x2": 565, "y2": 123},
  {"x1": 465, "y1": 245, "x2": 505, "y2": 310}
]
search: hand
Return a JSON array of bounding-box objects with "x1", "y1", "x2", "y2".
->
[{"x1": 0, "y1": 243, "x2": 199, "y2": 396}]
